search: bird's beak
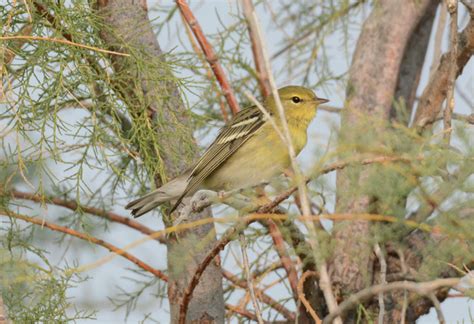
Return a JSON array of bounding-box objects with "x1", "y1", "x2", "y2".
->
[{"x1": 315, "y1": 97, "x2": 329, "y2": 104}]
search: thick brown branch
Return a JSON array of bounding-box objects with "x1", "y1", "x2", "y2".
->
[
  {"x1": 0, "y1": 210, "x2": 168, "y2": 281},
  {"x1": 414, "y1": 16, "x2": 474, "y2": 128}
]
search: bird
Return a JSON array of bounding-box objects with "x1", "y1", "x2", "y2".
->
[{"x1": 126, "y1": 85, "x2": 328, "y2": 217}]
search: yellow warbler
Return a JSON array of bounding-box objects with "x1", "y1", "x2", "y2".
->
[{"x1": 126, "y1": 85, "x2": 328, "y2": 217}]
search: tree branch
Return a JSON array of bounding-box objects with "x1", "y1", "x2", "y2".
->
[
  {"x1": 265, "y1": 220, "x2": 299, "y2": 300},
  {"x1": 0, "y1": 210, "x2": 168, "y2": 281},
  {"x1": 176, "y1": 0, "x2": 240, "y2": 115},
  {"x1": 322, "y1": 278, "x2": 460, "y2": 324},
  {"x1": 241, "y1": 0, "x2": 271, "y2": 97},
  {"x1": 414, "y1": 15, "x2": 474, "y2": 128},
  {"x1": 443, "y1": 0, "x2": 459, "y2": 142},
  {"x1": 223, "y1": 269, "x2": 296, "y2": 321},
  {"x1": 297, "y1": 271, "x2": 322, "y2": 324},
  {"x1": 9, "y1": 189, "x2": 162, "y2": 242}
]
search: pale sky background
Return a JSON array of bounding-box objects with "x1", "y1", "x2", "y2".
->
[{"x1": 3, "y1": 0, "x2": 472, "y2": 323}]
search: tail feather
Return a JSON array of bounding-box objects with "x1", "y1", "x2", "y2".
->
[{"x1": 126, "y1": 174, "x2": 188, "y2": 218}]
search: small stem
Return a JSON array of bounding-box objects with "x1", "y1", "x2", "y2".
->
[
  {"x1": 239, "y1": 233, "x2": 264, "y2": 324},
  {"x1": 443, "y1": 0, "x2": 459, "y2": 143},
  {"x1": 374, "y1": 243, "x2": 387, "y2": 324},
  {"x1": 176, "y1": 0, "x2": 240, "y2": 115}
]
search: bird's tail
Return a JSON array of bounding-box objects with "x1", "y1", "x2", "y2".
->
[{"x1": 125, "y1": 174, "x2": 188, "y2": 218}]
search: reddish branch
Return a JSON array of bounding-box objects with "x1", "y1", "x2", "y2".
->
[
  {"x1": 1, "y1": 210, "x2": 168, "y2": 281},
  {"x1": 297, "y1": 271, "x2": 322, "y2": 323},
  {"x1": 181, "y1": 15, "x2": 229, "y2": 122},
  {"x1": 176, "y1": 0, "x2": 240, "y2": 115},
  {"x1": 178, "y1": 220, "x2": 253, "y2": 324},
  {"x1": 9, "y1": 189, "x2": 163, "y2": 243},
  {"x1": 265, "y1": 220, "x2": 299, "y2": 299},
  {"x1": 222, "y1": 270, "x2": 296, "y2": 321},
  {"x1": 225, "y1": 303, "x2": 261, "y2": 322},
  {"x1": 241, "y1": 0, "x2": 271, "y2": 97}
]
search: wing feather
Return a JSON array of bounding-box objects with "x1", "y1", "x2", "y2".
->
[{"x1": 170, "y1": 106, "x2": 265, "y2": 212}]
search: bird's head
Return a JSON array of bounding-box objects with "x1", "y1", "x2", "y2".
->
[{"x1": 266, "y1": 85, "x2": 329, "y2": 123}]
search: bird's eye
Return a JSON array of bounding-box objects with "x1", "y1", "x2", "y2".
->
[{"x1": 291, "y1": 96, "x2": 301, "y2": 103}]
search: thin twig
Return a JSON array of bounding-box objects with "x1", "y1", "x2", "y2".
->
[
  {"x1": 242, "y1": 0, "x2": 271, "y2": 97},
  {"x1": 443, "y1": 0, "x2": 459, "y2": 142},
  {"x1": 271, "y1": 0, "x2": 366, "y2": 59},
  {"x1": 1, "y1": 210, "x2": 168, "y2": 281},
  {"x1": 373, "y1": 243, "x2": 387, "y2": 324},
  {"x1": 398, "y1": 248, "x2": 408, "y2": 324},
  {"x1": 239, "y1": 233, "x2": 264, "y2": 324},
  {"x1": 429, "y1": 293, "x2": 446, "y2": 324},
  {"x1": 70, "y1": 209, "x2": 452, "y2": 287},
  {"x1": 430, "y1": 4, "x2": 448, "y2": 78},
  {"x1": 9, "y1": 189, "x2": 162, "y2": 243},
  {"x1": 178, "y1": 219, "x2": 252, "y2": 324},
  {"x1": 265, "y1": 220, "x2": 299, "y2": 299},
  {"x1": 176, "y1": 0, "x2": 240, "y2": 115},
  {"x1": 297, "y1": 271, "x2": 322, "y2": 324},
  {"x1": 0, "y1": 35, "x2": 129, "y2": 56},
  {"x1": 223, "y1": 269, "x2": 296, "y2": 321},
  {"x1": 400, "y1": 290, "x2": 408, "y2": 324},
  {"x1": 180, "y1": 12, "x2": 229, "y2": 122},
  {"x1": 322, "y1": 278, "x2": 460, "y2": 324},
  {"x1": 226, "y1": 303, "x2": 260, "y2": 322}
]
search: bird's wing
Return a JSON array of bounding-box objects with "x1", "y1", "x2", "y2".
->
[{"x1": 170, "y1": 105, "x2": 266, "y2": 212}]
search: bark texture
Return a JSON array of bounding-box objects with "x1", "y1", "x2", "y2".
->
[
  {"x1": 393, "y1": 1, "x2": 439, "y2": 123},
  {"x1": 96, "y1": 1, "x2": 225, "y2": 322},
  {"x1": 330, "y1": 0, "x2": 438, "y2": 322},
  {"x1": 414, "y1": 15, "x2": 474, "y2": 128}
]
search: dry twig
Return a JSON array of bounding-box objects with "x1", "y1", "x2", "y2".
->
[
  {"x1": 373, "y1": 243, "x2": 387, "y2": 324},
  {"x1": 241, "y1": 0, "x2": 271, "y2": 97},
  {"x1": 265, "y1": 220, "x2": 299, "y2": 299},
  {"x1": 0, "y1": 35, "x2": 129, "y2": 56},
  {"x1": 223, "y1": 270, "x2": 296, "y2": 321},
  {"x1": 443, "y1": 0, "x2": 459, "y2": 142},
  {"x1": 239, "y1": 233, "x2": 264, "y2": 324},
  {"x1": 1, "y1": 210, "x2": 168, "y2": 281},
  {"x1": 322, "y1": 278, "x2": 460, "y2": 324},
  {"x1": 9, "y1": 190, "x2": 162, "y2": 243},
  {"x1": 176, "y1": 0, "x2": 240, "y2": 115},
  {"x1": 297, "y1": 271, "x2": 322, "y2": 323}
]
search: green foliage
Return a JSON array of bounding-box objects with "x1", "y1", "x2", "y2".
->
[{"x1": 0, "y1": 224, "x2": 94, "y2": 322}]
